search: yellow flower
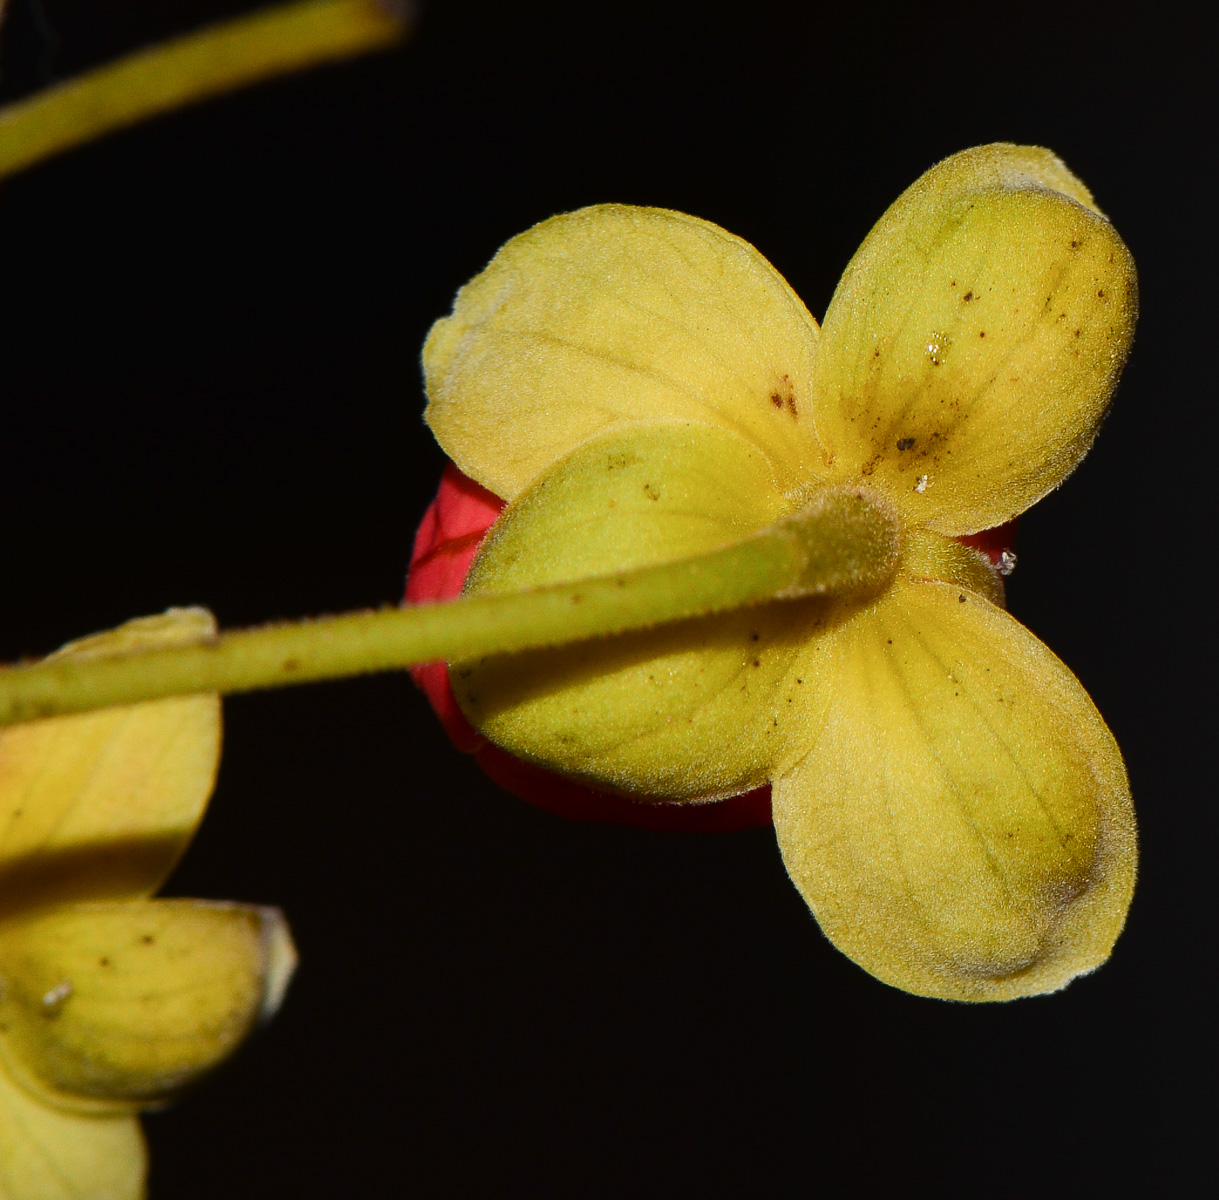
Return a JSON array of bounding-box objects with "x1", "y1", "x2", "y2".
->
[
  {"x1": 0, "y1": 610, "x2": 296, "y2": 1200},
  {"x1": 421, "y1": 144, "x2": 1138, "y2": 1002}
]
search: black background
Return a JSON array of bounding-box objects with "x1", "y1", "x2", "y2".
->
[{"x1": 1, "y1": 1, "x2": 1213, "y2": 1195}]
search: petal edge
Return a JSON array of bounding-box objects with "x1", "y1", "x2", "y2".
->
[
  {"x1": 811, "y1": 144, "x2": 1137, "y2": 533},
  {"x1": 772, "y1": 578, "x2": 1135, "y2": 1001}
]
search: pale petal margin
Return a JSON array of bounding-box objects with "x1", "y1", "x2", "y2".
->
[
  {"x1": 456, "y1": 423, "x2": 820, "y2": 799},
  {"x1": 810, "y1": 144, "x2": 1137, "y2": 535},
  {"x1": 0, "y1": 611, "x2": 220, "y2": 915},
  {"x1": 424, "y1": 205, "x2": 824, "y2": 501},
  {"x1": 772, "y1": 578, "x2": 1135, "y2": 1001},
  {"x1": 0, "y1": 1066, "x2": 144, "y2": 1200},
  {"x1": 0, "y1": 900, "x2": 296, "y2": 1114}
]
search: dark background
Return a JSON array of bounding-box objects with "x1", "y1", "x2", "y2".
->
[{"x1": 1, "y1": 1, "x2": 1213, "y2": 1195}]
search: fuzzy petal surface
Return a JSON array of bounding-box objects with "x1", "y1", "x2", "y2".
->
[
  {"x1": 772, "y1": 578, "x2": 1135, "y2": 1000},
  {"x1": 811, "y1": 144, "x2": 1137, "y2": 534},
  {"x1": 455, "y1": 423, "x2": 826, "y2": 798},
  {"x1": 0, "y1": 900, "x2": 296, "y2": 1112},
  {"x1": 0, "y1": 1066, "x2": 144, "y2": 1200},
  {"x1": 0, "y1": 612, "x2": 220, "y2": 915},
  {"x1": 424, "y1": 205, "x2": 823, "y2": 500}
]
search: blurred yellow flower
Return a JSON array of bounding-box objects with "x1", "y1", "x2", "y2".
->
[
  {"x1": 422, "y1": 143, "x2": 1138, "y2": 1001},
  {"x1": 0, "y1": 610, "x2": 296, "y2": 1200}
]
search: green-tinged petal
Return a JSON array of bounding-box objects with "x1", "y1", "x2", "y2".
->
[
  {"x1": 772, "y1": 578, "x2": 1135, "y2": 1001},
  {"x1": 811, "y1": 143, "x2": 1137, "y2": 534},
  {"x1": 0, "y1": 1065, "x2": 145, "y2": 1200},
  {"x1": 0, "y1": 611, "x2": 220, "y2": 914},
  {"x1": 455, "y1": 423, "x2": 830, "y2": 799},
  {"x1": 0, "y1": 899, "x2": 296, "y2": 1113},
  {"x1": 424, "y1": 204, "x2": 824, "y2": 501}
]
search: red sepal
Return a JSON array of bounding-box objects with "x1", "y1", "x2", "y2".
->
[{"x1": 957, "y1": 520, "x2": 1018, "y2": 567}]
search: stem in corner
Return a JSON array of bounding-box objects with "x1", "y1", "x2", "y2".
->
[
  {"x1": 0, "y1": 489, "x2": 899, "y2": 725},
  {"x1": 0, "y1": 0, "x2": 410, "y2": 183}
]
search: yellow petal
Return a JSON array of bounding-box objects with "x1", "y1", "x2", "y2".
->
[
  {"x1": 455, "y1": 423, "x2": 826, "y2": 798},
  {"x1": 772, "y1": 578, "x2": 1135, "y2": 1001},
  {"x1": 0, "y1": 1066, "x2": 144, "y2": 1200},
  {"x1": 0, "y1": 611, "x2": 220, "y2": 914},
  {"x1": 811, "y1": 143, "x2": 1137, "y2": 534},
  {"x1": 424, "y1": 204, "x2": 824, "y2": 501},
  {"x1": 0, "y1": 899, "x2": 296, "y2": 1113}
]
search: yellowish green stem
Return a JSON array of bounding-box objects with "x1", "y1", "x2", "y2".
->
[
  {"x1": 0, "y1": 0, "x2": 408, "y2": 183},
  {"x1": 0, "y1": 489, "x2": 898, "y2": 725}
]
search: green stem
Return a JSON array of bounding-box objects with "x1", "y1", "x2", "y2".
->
[
  {"x1": 0, "y1": 0, "x2": 408, "y2": 183},
  {"x1": 0, "y1": 489, "x2": 898, "y2": 725}
]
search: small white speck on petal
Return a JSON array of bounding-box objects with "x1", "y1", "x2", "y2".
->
[{"x1": 41, "y1": 980, "x2": 73, "y2": 1010}]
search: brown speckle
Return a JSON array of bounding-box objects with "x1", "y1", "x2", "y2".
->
[
  {"x1": 770, "y1": 393, "x2": 784, "y2": 409},
  {"x1": 752, "y1": 659, "x2": 761, "y2": 668},
  {"x1": 979, "y1": 331, "x2": 986, "y2": 338},
  {"x1": 962, "y1": 291, "x2": 973, "y2": 302},
  {"x1": 282, "y1": 658, "x2": 300, "y2": 673},
  {"x1": 141, "y1": 934, "x2": 155, "y2": 945},
  {"x1": 643, "y1": 483, "x2": 660, "y2": 501},
  {"x1": 896, "y1": 437, "x2": 916, "y2": 451},
  {"x1": 99, "y1": 957, "x2": 111, "y2": 967},
  {"x1": 958, "y1": 594, "x2": 967, "y2": 603}
]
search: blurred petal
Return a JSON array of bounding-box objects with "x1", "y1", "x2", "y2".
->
[
  {"x1": 0, "y1": 899, "x2": 296, "y2": 1111},
  {"x1": 0, "y1": 611, "x2": 220, "y2": 913},
  {"x1": 772, "y1": 577, "x2": 1135, "y2": 1001},
  {"x1": 424, "y1": 204, "x2": 824, "y2": 500},
  {"x1": 811, "y1": 143, "x2": 1137, "y2": 534},
  {"x1": 0, "y1": 1066, "x2": 144, "y2": 1200},
  {"x1": 455, "y1": 423, "x2": 824, "y2": 799}
]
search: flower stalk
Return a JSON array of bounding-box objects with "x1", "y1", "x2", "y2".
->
[
  {"x1": 0, "y1": 490, "x2": 898, "y2": 725},
  {"x1": 0, "y1": 0, "x2": 409, "y2": 184}
]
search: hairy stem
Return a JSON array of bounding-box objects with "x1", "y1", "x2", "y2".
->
[
  {"x1": 0, "y1": 489, "x2": 898, "y2": 725},
  {"x1": 0, "y1": 0, "x2": 409, "y2": 183}
]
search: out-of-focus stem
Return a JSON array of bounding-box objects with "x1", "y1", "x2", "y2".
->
[{"x1": 0, "y1": 0, "x2": 409, "y2": 183}]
